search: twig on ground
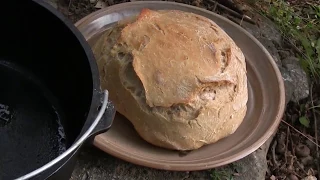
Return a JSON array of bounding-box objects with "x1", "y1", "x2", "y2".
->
[
  {"x1": 287, "y1": 154, "x2": 295, "y2": 172},
  {"x1": 240, "y1": 15, "x2": 244, "y2": 26},
  {"x1": 284, "y1": 127, "x2": 290, "y2": 167},
  {"x1": 271, "y1": 140, "x2": 280, "y2": 168},
  {"x1": 307, "y1": 105, "x2": 320, "y2": 111},
  {"x1": 67, "y1": 0, "x2": 73, "y2": 16},
  {"x1": 289, "y1": 128, "x2": 296, "y2": 156},
  {"x1": 280, "y1": 168, "x2": 303, "y2": 179},
  {"x1": 296, "y1": 160, "x2": 309, "y2": 176},
  {"x1": 281, "y1": 120, "x2": 320, "y2": 148},
  {"x1": 310, "y1": 83, "x2": 320, "y2": 180},
  {"x1": 212, "y1": 0, "x2": 218, "y2": 11},
  {"x1": 206, "y1": 0, "x2": 256, "y2": 24},
  {"x1": 293, "y1": 172, "x2": 302, "y2": 179}
]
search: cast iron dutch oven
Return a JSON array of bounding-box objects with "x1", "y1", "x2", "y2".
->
[{"x1": 0, "y1": 0, "x2": 115, "y2": 179}]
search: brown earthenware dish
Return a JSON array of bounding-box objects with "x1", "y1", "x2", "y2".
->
[{"x1": 75, "y1": 1, "x2": 285, "y2": 171}]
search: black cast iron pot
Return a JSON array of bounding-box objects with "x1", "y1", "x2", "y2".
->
[{"x1": 0, "y1": 0, "x2": 115, "y2": 179}]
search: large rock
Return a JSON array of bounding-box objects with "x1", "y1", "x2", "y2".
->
[
  {"x1": 257, "y1": 37, "x2": 282, "y2": 67},
  {"x1": 278, "y1": 67, "x2": 294, "y2": 104},
  {"x1": 240, "y1": 16, "x2": 309, "y2": 103},
  {"x1": 71, "y1": 146, "x2": 211, "y2": 180},
  {"x1": 71, "y1": 136, "x2": 274, "y2": 180},
  {"x1": 210, "y1": 136, "x2": 274, "y2": 180},
  {"x1": 281, "y1": 56, "x2": 310, "y2": 102},
  {"x1": 232, "y1": 137, "x2": 273, "y2": 180},
  {"x1": 240, "y1": 14, "x2": 282, "y2": 48}
]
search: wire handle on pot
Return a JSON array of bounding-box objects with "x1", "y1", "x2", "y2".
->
[{"x1": 15, "y1": 90, "x2": 109, "y2": 180}]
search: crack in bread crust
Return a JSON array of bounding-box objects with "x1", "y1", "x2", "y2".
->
[{"x1": 119, "y1": 9, "x2": 242, "y2": 108}]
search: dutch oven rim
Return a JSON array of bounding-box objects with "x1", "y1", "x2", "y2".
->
[{"x1": 14, "y1": 0, "x2": 109, "y2": 179}]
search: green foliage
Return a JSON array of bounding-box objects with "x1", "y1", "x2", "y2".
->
[
  {"x1": 299, "y1": 116, "x2": 310, "y2": 128},
  {"x1": 210, "y1": 169, "x2": 234, "y2": 180},
  {"x1": 259, "y1": 0, "x2": 320, "y2": 79}
]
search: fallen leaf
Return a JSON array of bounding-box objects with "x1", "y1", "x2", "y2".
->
[{"x1": 299, "y1": 116, "x2": 310, "y2": 128}]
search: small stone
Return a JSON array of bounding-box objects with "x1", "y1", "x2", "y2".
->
[
  {"x1": 295, "y1": 144, "x2": 310, "y2": 157},
  {"x1": 233, "y1": 172, "x2": 241, "y2": 176},
  {"x1": 300, "y1": 156, "x2": 313, "y2": 166},
  {"x1": 298, "y1": 163, "x2": 305, "y2": 170},
  {"x1": 95, "y1": 0, "x2": 107, "y2": 8},
  {"x1": 287, "y1": 174, "x2": 299, "y2": 180},
  {"x1": 291, "y1": 133, "x2": 300, "y2": 143},
  {"x1": 305, "y1": 139, "x2": 316, "y2": 151},
  {"x1": 287, "y1": 164, "x2": 294, "y2": 171},
  {"x1": 301, "y1": 175, "x2": 317, "y2": 180}
]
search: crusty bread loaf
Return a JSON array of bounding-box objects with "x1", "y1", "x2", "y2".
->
[{"x1": 93, "y1": 9, "x2": 248, "y2": 150}]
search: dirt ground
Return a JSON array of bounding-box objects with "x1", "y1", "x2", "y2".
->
[{"x1": 55, "y1": 0, "x2": 320, "y2": 179}]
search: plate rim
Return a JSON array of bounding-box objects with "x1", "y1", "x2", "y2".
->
[{"x1": 76, "y1": 1, "x2": 286, "y2": 171}]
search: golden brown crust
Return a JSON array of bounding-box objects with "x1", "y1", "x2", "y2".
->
[
  {"x1": 119, "y1": 9, "x2": 241, "y2": 108},
  {"x1": 93, "y1": 9, "x2": 248, "y2": 150}
]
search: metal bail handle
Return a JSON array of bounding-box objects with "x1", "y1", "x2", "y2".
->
[{"x1": 16, "y1": 90, "x2": 109, "y2": 180}]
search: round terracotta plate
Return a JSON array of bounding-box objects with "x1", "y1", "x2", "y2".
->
[{"x1": 75, "y1": 1, "x2": 286, "y2": 171}]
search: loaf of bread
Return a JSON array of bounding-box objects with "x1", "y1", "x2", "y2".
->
[{"x1": 93, "y1": 9, "x2": 248, "y2": 151}]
